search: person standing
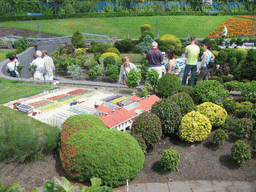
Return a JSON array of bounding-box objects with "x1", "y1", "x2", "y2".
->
[
  {"x1": 182, "y1": 36, "x2": 200, "y2": 87},
  {"x1": 6, "y1": 55, "x2": 19, "y2": 78},
  {"x1": 30, "y1": 54, "x2": 44, "y2": 80},
  {"x1": 222, "y1": 25, "x2": 228, "y2": 39},
  {"x1": 146, "y1": 41, "x2": 163, "y2": 79},
  {"x1": 118, "y1": 56, "x2": 137, "y2": 85},
  {"x1": 197, "y1": 42, "x2": 215, "y2": 83},
  {"x1": 42, "y1": 50, "x2": 55, "y2": 80},
  {"x1": 165, "y1": 49, "x2": 177, "y2": 74}
]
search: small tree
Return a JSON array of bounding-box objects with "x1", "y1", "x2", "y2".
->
[
  {"x1": 127, "y1": 69, "x2": 141, "y2": 95},
  {"x1": 16, "y1": 65, "x2": 24, "y2": 82},
  {"x1": 67, "y1": 64, "x2": 83, "y2": 80},
  {"x1": 71, "y1": 31, "x2": 86, "y2": 48},
  {"x1": 148, "y1": 69, "x2": 159, "y2": 93}
]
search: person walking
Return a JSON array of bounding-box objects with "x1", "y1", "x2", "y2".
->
[
  {"x1": 42, "y1": 50, "x2": 55, "y2": 80},
  {"x1": 222, "y1": 25, "x2": 228, "y2": 39},
  {"x1": 182, "y1": 36, "x2": 200, "y2": 87},
  {"x1": 6, "y1": 55, "x2": 19, "y2": 78},
  {"x1": 197, "y1": 42, "x2": 215, "y2": 83},
  {"x1": 146, "y1": 41, "x2": 163, "y2": 79},
  {"x1": 30, "y1": 54, "x2": 44, "y2": 80}
]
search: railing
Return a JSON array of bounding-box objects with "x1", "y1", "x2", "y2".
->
[{"x1": 0, "y1": 33, "x2": 113, "y2": 47}]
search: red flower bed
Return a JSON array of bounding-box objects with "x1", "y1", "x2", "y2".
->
[
  {"x1": 67, "y1": 89, "x2": 89, "y2": 95},
  {"x1": 234, "y1": 15, "x2": 256, "y2": 20},
  {"x1": 28, "y1": 99, "x2": 51, "y2": 107},
  {"x1": 47, "y1": 94, "x2": 69, "y2": 101}
]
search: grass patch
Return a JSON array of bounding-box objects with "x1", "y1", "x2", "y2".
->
[
  {"x1": 120, "y1": 53, "x2": 143, "y2": 62},
  {"x1": 0, "y1": 16, "x2": 232, "y2": 39},
  {"x1": 0, "y1": 78, "x2": 56, "y2": 104},
  {"x1": 0, "y1": 49, "x2": 16, "y2": 62},
  {"x1": 0, "y1": 105, "x2": 60, "y2": 162}
]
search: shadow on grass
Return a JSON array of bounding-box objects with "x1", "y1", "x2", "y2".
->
[{"x1": 219, "y1": 155, "x2": 240, "y2": 170}]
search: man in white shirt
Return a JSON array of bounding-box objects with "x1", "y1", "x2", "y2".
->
[{"x1": 42, "y1": 50, "x2": 55, "y2": 80}]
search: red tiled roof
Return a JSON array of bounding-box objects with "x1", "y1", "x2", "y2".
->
[{"x1": 99, "y1": 94, "x2": 160, "y2": 128}]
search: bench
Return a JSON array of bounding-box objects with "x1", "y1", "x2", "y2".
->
[
  {"x1": 26, "y1": 13, "x2": 44, "y2": 16},
  {"x1": 206, "y1": 10, "x2": 219, "y2": 15}
]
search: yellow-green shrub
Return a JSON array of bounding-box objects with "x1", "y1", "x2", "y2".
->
[
  {"x1": 159, "y1": 34, "x2": 182, "y2": 51},
  {"x1": 105, "y1": 47, "x2": 120, "y2": 56},
  {"x1": 178, "y1": 111, "x2": 212, "y2": 143},
  {"x1": 211, "y1": 50, "x2": 219, "y2": 57},
  {"x1": 100, "y1": 52, "x2": 120, "y2": 63},
  {"x1": 232, "y1": 48, "x2": 247, "y2": 63},
  {"x1": 74, "y1": 48, "x2": 86, "y2": 56},
  {"x1": 196, "y1": 102, "x2": 228, "y2": 127},
  {"x1": 140, "y1": 24, "x2": 151, "y2": 33}
]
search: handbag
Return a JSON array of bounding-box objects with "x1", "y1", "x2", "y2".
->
[{"x1": 10, "y1": 62, "x2": 17, "y2": 77}]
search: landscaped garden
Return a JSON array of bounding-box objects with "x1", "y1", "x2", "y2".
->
[{"x1": 1, "y1": 0, "x2": 256, "y2": 190}]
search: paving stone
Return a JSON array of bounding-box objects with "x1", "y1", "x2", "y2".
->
[
  {"x1": 189, "y1": 180, "x2": 215, "y2": 192},
  {"x1": 146, "y1": 183, "x2": 170, "y2": 192},
  {"x1": 128, "y1": 183, "x2": 147, "y2": 192},
  {"x1": 211, "y1": 181, "x2": 236, "y2": 191},
  {"x1": 167, "y1": 181, "x2": 192, "y2": 192},
  {"x1": 233, "y1": 181, "x2": 255, "y2": 192}
]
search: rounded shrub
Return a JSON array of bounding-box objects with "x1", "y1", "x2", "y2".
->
[
  {"x1": 74, "y1": 48, "x2": 86, "y2": 56},
  {"x1": 114, "y1": 39, "x2": 134, "y2": 53},
  {"x1": 221, "y1": 75, "x2": 233, "y2": 83},
  {"x1": 160, "y1": 149, "x2": 180, "y2": 171},
  {"x1": 71, "y1": 31, "x2": 86, "y2": 48},
  {"x1": 159, "y1": 34, "x2": 182, "y2": 51},
  {"x1": 131, "y1": 112, "x2": 162, "y2": 147},
  {"x1": 151, "y1": 98, "x2": 182, "y2": 134},
  {"x1": 103, "y1": 56, "x2": 117, "y2": 68},
  {"x1": 99, "y1": 42, "x2": 112, "y2": 53},
  {"x1": 157, "y1": 73, "x2": 183, "y2": 97},
  {"x1": 131, "y1": 134, "x2": 147, "y2": 152},
  {"x1": 212, "y1": 129, "x2": 228, "y2": 145},
  {"x1": 100, "y1": 52, "x2": 120, "y2": 63},
  {"x1": 140, "y1": 24, "x2": 151, "y2": 33},
  {"x1": 231, "y1": 140, "x2": 251, "y2": 164},
  {"x1": 221, "y1": 97, "x2": 236, "y2": 114},
  {"x1": 234, "y1": 118, "x2": 253, "y2": 139},
  {"x1": 105, "y1": 47, "x2": 120, "y2": 56},
  {"x1": 228, "y1": 57, "x2": 238, "y2": 73},
  {"x1": 234, "y1": 101, "x2": 253, "y2": 118},
  {"x1": 88, "y1": 68, "x2": 97, "y2": 79},
  {"x1": 60, "y1": 114, "x2": 144, "y2": 187},
  {"x1": 220, "y1": 115, "x2": 238, "y2": 133},
  {"x1": 196, "y1": 102, "x2": 228, "y2": 127},
  {"x1": 209, "y1": 76, "x2": 223, "y2": 84},
  {"x1": 139, "y1": 31, "x2": 154, "y2": 42},
  {"x1": 251, "y1": 130, "x2": 256, "y2": 149},
  {"x1": 232, "y1": 48, "x2": 247, "y2": 63},
  {"x1": 192, "y1": 80, "x2": 229, "y2": 104},
  {"x1": 169, "y1": 92, "x2": 194, "y2": 117},
  {"x1": 178, "y1": 111, "x2": 212, "y2": 143}
]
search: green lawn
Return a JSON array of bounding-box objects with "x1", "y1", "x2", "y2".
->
[
  {"x1": 0, "y1": 50, "x2": 16, "y2": 62},
  {"x1": 0, "y1": 16, "x2": 232, "y2": 39},
  {"x1": 0, "y1": 78, "x2": 55, "y2": 104}
]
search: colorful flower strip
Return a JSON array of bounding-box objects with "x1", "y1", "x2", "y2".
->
[
  {"x1": 34, "y1": 101, "x2": 54, "y2": 109},
  {"x1": 37, "y1": 102, "x2": 64, "y2": 112},
  {"x1": 109, "y1": 96, "x2": 129, "y2": 104},
  {"x1": 28, "y1": 99, "x2": 52, "y2": 107},
  {"x1": 233, "y1": 15, "x2": 256, "y2": 20},
  {"x1": 67, "y1": 89, "x2": 89, "y2": 95},
  {"x1": 47, "y1": 94, "x2": 69, "y2": 101},
  {"x1": 207, "y1": 18, "x2": 256, "y2": 39}
]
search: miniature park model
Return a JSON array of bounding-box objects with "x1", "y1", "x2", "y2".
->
[{"x1": 4, "y1": 88, "x2": 160, "y2": 131}]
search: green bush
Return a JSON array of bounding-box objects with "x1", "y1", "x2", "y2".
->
[
  {"x1": 178, "y1": 111, "x2": 212, "y2": 143},
  {"x1": 160, "y1": 149, "x2": 180, "y2": 171},
  {"x1": 196, "y1": 102, "x2": 228, "y2": 127},
  {"x1": 100, "y1": 52, "x2": 120, "y2": 64},
  {"x1": 216, "y1": 50, "x2": 228, "y2": 64},
  {"x1": 230, "y1": 38, "x2": 236, "y2": 45},
  {"x1": 221, "y1": 96, "x2": 236, "y2": 114},
  {"x1": 74, "y1": 48, "x2": 86, "y2": 56},
  {"x1": 174, "y1": 48, "x2": 184, "y2": 56},
  {"x1": 234, "y1": 118, "x2": 253, "y2": 138},
  {"x1": 251, "y1": 130, "x2": 256, "y2": 149},
  {"x1": 14, "y1": 37, "x2": 29, "y2": 54},
  {"x1": 6, "y1": 50, "x2": 17, "y2": 58},
  {"x1": 88, "y1": 68, "x2": 97, "y2": 79},
  {"x1": 148, "y1": 69, "x2": 159, "y2": 88},
  {"x1": 127, "y1": 69, "x2": 141, "y2": 88},
  {"x1": 212, "y1": 129, "x2": 228, "y2": 145},
  {"x1": 0, "y1": 118, "x2": 60, "y2": 162},
  {"x1": 105, "y1": 47, "x2": 120, "y2": 56},
  {"x1": 169, "y1": 92, "x2": 194, "y2": 117},
  {"x1": 131, "y1": 134, "x2": 147, "y2": 152},
  {"x1": 131, "y1": 112, "x2": 162, "y2": 147},
  {"x1": 220, "y1": 115, "x2": 238, "y2": 133},
  {"x1": 159, "y1": 34, "x2": 182, "y2": 51},
  {"x1": 192, "y1": 80, "x2": 229, "y2": 104},
  {"x1": 138, "y1": 35, "x2": 154, "y2": 52},
  {"x1": 181, "y1": 85, "x2": 194, "y2": 97},
  {"x1": 232, "y1": 48, "x2": 247, "y2": 63},
  {"x1": 114, "y1": 39, "x2": 134, "y2": 53},
  {"x1": 140, "y1": 24, "x2": 151, "y2": 33},
  {"x1": 157, "y1": 73, "x2": 183, "y2": 97},
  {"x1": 133, "y1": 45, "x2": 143, "y2": 53},
  {"x1": 71, "y1": 31, "x2": 86, "y2": 48},
  {"x1": 60, "y1": 114, "x2": 144, "y2": 187},
  {"x1": 209, "y1": 76, "x2": 223, "y2": 84},
  {"x1": 236, "y1": 37, "x2": 243, "y2": 46},
  {"x1": 231, "y1": 140, "x2": 251, "y2": 164},
  {"x1": 151, "y1": 98, "x2": 182, "y2": 134},
  {"x1": 103, "y1": 56, "x2": 117, "y2": 68},
  {"x1": 107, "y1": 65, "x2": 119, "y2": 82},
  {"x1": 223, "y1": 80, "x2": 240, "y2": 92},
  {"x1": 139, "y1": 31, "x2": 154, "y2": 42},
  {"x1": 221, "y1": 75, "x2": 233, "y2": 83},
  {"x1": 99, "y1": 42, "x2": 112, "y2": 53},
  {"x1": 234, "y1": 101, "x2": 253, "y2": 118},
  {"x1": 202, "y1": 37, "x2": 210, "y2": 43}
]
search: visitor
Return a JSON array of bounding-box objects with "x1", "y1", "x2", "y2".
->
[
  {"x1": 182, "y1": 36, "x2": 200, "y2": 87},
  {"x1": 222, "y1": 25, "x2": 228, "y2": 39},
  {"x1": 165, "y1": 49, "x2": 177, "y2": 74},
  {"x1": 146, "y1": 41, "x2": 163, "y2": 79},
  {"x1": 6, "y1": 55, "x2": 19, "y2": 78},
  {"x1": 118, "y1": 56, "x2": 137, "y2": 85},
  {"x1": 30, "y1": 54, "x2": 44, "y2": 80},
  {"x1": 36, "y1": 50, "x2": 43, "y2": 58},
  {"x1": 42, "y1": 50, "x2": 55, "y2": 80},
  {"x1": 197, "y1": 42, "x2": 215, "y2": 83}
]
